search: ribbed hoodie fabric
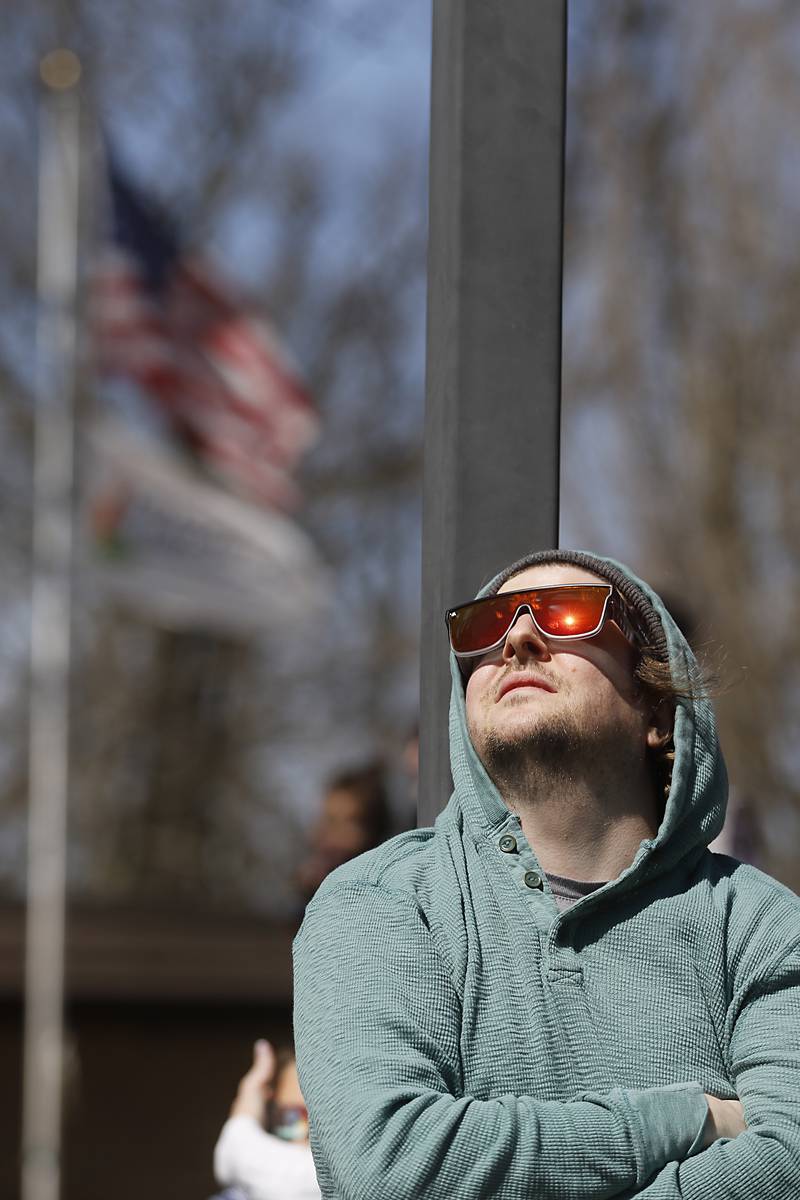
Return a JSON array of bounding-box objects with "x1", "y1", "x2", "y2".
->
[{"x1": 294, "y1": 552, "x2": 800, "y2": 1199}]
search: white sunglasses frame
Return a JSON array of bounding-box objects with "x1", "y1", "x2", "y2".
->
[{"x1": 446, "y1": 583, "x2": 646, "y2": 660}]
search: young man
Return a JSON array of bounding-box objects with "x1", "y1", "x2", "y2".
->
[{"x1": 293, "y1": 549, "x2": 800, "y2": 1198}]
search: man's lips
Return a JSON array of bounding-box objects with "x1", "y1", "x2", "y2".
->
[{"x1": 497, "y1": 673, "x2": 557, "y2": 700}]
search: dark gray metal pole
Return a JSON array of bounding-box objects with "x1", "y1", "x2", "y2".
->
[{"x1": 419, "y1": 1, "x2": 567, "y2": 826}]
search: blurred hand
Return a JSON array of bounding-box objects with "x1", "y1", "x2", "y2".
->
[
  {"x1": 702, "y1": 1095, "x2": 746, "y2": 1147},
  {"x1": 230, "y1": 1039, "x2": 276, "y2": 1124}
]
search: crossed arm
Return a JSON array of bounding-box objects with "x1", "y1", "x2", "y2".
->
[
  {"x1": 293, "y1": 881, "x2": 800, "y2": 1200},
  {"x1": 614, "y1": 947, "x2": 800, "y2": 1199}
]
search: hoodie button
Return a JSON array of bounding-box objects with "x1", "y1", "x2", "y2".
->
[
  {"x1": 499, "y1": 835, "x2": 517, "y2": 853},
  {"x1": 524, "y1": 871, "x2": 543, "y2": 890}
]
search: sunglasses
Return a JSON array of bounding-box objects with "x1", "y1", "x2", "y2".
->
[{"x1": 446, "y1": 583, "x2": 648, "y2": 661}]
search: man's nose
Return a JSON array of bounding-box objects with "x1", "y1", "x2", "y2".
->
[{"x1": 502, "y1": 610, "x2": 551, "y2": 662}]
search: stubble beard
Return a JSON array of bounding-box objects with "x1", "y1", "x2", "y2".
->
[
  {"x1": 478, "y1": 708, "x2": 586, "y2": 797},
  {"x1": 473, "y1": 697, "x2": 641, "y2": 807}
]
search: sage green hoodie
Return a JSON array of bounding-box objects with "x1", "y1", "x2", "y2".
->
[{"x1": 294, "y1": 555, "x2": 800, "y2": 1199}]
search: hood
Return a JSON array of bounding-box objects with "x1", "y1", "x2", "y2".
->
[{"x1": 446, "y1": 550, "x2": 728, "y2": 894}]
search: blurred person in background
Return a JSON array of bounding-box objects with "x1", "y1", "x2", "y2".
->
[
  {"x1": 212, "y1": 1039, "x2": 319, "y2": 1200},
  {"x1": 295, "y1": 762, "x2": 390, "y2": 906}
]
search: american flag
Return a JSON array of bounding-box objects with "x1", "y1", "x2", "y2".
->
[{"x1": 91, "y1": 160, "x2": 318, "y2": 510}]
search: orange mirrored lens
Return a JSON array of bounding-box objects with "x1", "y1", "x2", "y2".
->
[
  {"x1": 448, "y1": 586, "x2": 610, "y2": 654},
  {"x1": 448, "y1": 599, "x2": 519, "y2": 655},
  {"x1": 531, "y1": 586, "x2": 609, "y2": 637}
]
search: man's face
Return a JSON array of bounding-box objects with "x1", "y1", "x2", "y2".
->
[
  {"x1": 465, "y1": 563, "x2": 653, "y2": 776},
  {"x1": 271, "y1": 1059, "x2": 309, "y2": 1144},
  {"x1": 318, "y1": 788, "x2": 369, "y2": 854}
]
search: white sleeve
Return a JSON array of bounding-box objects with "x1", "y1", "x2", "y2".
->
[{"x1": 214, "y1": 1115, "x2": 321, "y2": 1200}]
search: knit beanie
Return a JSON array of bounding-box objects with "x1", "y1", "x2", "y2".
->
[{"x1": 483, "y1": 548, "x2": 669, "y2": 663}]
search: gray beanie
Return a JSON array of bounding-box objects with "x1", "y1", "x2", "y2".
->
[{"x1": 484, "y1": 548, "x2": 669, "y2": 663}]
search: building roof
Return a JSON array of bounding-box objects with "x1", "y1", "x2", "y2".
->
[{"x1": 0, "y1": 903, "x2": 295, "y2": 1003}]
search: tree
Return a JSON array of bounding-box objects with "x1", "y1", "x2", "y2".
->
[
  {"x1": 0, "y1": 0, "x2": 429, "y2": 913},
  {"x1": 564, "y1": 0, "x2": 800, "y2": 886}
]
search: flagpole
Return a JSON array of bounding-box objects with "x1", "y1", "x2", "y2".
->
[{"x1": 22, "y1": 49, "x2": 82, "y2": 1200}]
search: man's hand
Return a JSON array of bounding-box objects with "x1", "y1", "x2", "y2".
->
[
  {"x1": 230, "y1": 1039, "x2": 276, "y2": 1124},
  {"x1": 702, "y1": 1095, "x2": 746, "y2": 1148}
]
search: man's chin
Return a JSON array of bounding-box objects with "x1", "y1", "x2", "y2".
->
[
  {"x1": 476, "y1": 713, "x2": 582, "y2": 772},
  {"x1": 486, "y1": 710, "x2": 551, "y2": 745}
]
